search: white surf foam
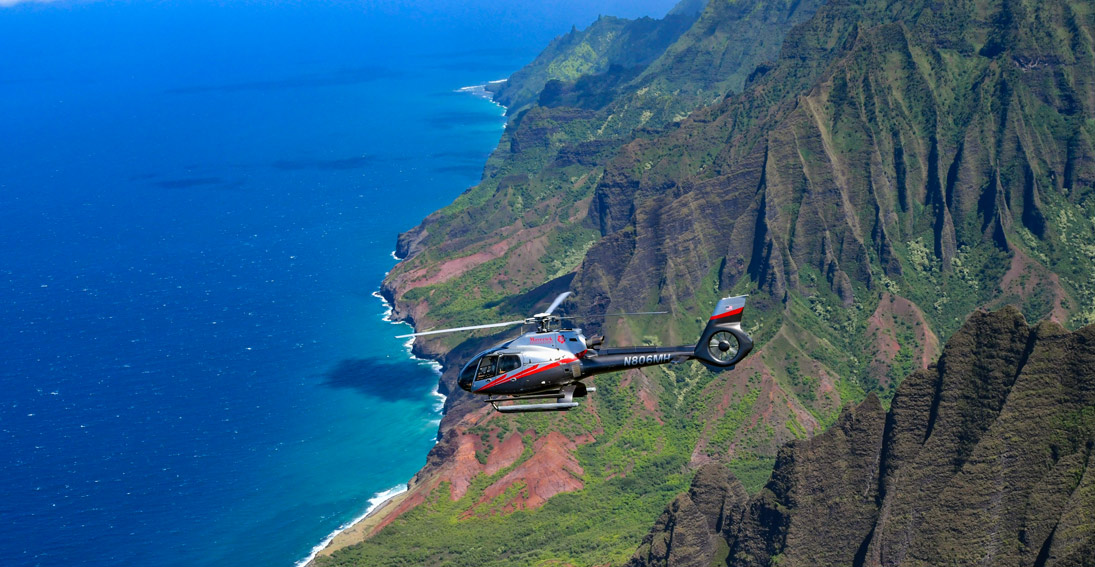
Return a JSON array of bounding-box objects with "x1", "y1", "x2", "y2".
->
[
  {"x1": 372, "y1": 289, "x2": 445, "y2": 407},
  {"x1": 455, "y1": 80, "x2": 508, "y2": 116},
  {"x1": 294, "y1": 484, "x2": 408, "y2": 567}
]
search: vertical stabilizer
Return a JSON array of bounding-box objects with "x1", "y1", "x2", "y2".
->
[{"x1": 708, "y1": 295, "x2": 747, "y2": 326}]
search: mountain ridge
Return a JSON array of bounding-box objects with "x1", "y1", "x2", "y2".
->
[
  {"x1": 629, "y1": 307, "x2": 1095, "y2": 567},
  {"x1": 317, "y1": 0, "x2": 1095, "y2": 564}
]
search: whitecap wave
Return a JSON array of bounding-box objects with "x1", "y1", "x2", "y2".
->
[
  {"x1": 372, "y1": 289, "x2": 444, "y2": 404},
  {"x1": 431, "y1": 381, "x2": 447, "y2": 413},
  {"x1": 294, "y1": 484, "x2": 408, "y2": 567},
  {"x1": 455, "y1": 80, "x2": 508, "y2": 116},
  {"x1": 371, "y1": 290, "x2": 394, "y2": 322}
]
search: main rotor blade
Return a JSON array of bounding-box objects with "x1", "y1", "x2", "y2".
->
[
  {"x1": 543, "y1": 291, "x2": 572, "y2": 315},
  {"x1": 396, "y1": 319, "x2": 526, "y2": 339},
  {"x1": 558, "y1": 311, "x2": 668, "y2": 320}
]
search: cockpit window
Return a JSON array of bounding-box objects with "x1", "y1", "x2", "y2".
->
[
  {"x1": 476, "y1": 355, "x2": 498, "y2": 380},
  {"x1": 498, "y1": 355, "x2": 521, "y2": 373},
  {"x1": 470, "y1": 353, "x2": 521, "y2": 380}
]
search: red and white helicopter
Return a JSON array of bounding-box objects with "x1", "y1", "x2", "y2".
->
[{"x1": 398, "y1": 292, "x2": 753, "y2": 413}]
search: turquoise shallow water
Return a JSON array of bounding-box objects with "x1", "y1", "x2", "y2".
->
[{"x1": 0, "y1": 1, "x2": 677, "y2": 565}]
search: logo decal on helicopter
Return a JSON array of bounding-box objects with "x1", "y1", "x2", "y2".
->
[
  {"x1": 624, "y1": 353, "x2": 672, "y2": 366},
  {"x1": 529, "y1": 336, "x2": 555, "y2": 344}
]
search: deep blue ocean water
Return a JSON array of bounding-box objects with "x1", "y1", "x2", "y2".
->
[{"x1": 0, "y1": 1, "x2": 677, "y2": 565}]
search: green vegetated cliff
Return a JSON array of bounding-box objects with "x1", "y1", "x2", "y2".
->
[
  {"x1": 323, "y1": 0, "x2": 1095, "y2": 565},
  {"x1": 629, "y1": 307, "x2": 1095, "y2": 567},
  {"x1": 485, "y1": 11, "x2": 700, "y2": 115}
]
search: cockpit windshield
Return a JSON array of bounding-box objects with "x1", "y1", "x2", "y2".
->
[{"x1": 458, "y1": 362, "x2": 477, "y2": 390}]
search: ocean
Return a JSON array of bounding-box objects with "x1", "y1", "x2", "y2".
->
[{"x1": 0, "y1": 1, "x2": 676, "y2": 565}]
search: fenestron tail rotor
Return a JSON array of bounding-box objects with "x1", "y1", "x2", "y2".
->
[{"x1": 706, "y1": 330, "x2": 740, "y2": 363}]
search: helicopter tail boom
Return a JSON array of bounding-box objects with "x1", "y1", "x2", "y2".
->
[
  {"x1": 579, "y1": 346, "x2": 695, "y2": 376},
  {"x1": 575, "y1": 295, "x2": 752, "y2": 377}
]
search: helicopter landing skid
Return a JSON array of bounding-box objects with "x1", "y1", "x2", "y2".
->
[{"x1": 488, "y1": 385, "x2": 595, "y2": 413}]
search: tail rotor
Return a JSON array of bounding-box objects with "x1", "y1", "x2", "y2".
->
[{"x1": 693, "y1": 295, "x2": 752, "y2": 369}]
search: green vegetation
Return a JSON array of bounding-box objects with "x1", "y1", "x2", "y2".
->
[
  {"x1": 320, "y1": 355, "x2": 719, "y2": 566},
  {"x1": 726, "y1": 456, "x2": 777, "y2": 495},
  {"x1": 707, "y1": 386, "x2": 760, "y2": 455},
  {"x1": 372, "y1": 0, "x2": 1095, "y2": 563},
  {"x1": 319, "y1": 474, "x2": 682, "y2": 567}
]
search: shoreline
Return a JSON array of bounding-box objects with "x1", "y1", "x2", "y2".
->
[
  {"x1": 296, "y1": 484, "x2": 409, "y2": 566},
  {"x1": 374, "y1": 288, "x2": 447, "y2": 418},
  {"x1": 299, "y1": 287, "x2": 441, "y2": 566},
  {"x1": 456, "y1": 78, "x2": 508, "y2": 114},
  {"x1": 303, "y1": 81, "x2": 507, "y2": 563}
]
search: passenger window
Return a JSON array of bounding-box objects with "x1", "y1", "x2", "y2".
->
[
  {"x1": 498, "y1": 355, "x2": 521, "y2": 373},
  {"x1": 476, "y1": 355, "x2": 498, "y2": 380}
]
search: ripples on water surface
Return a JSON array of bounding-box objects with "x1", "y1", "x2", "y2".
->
[{"x1": 0, "y1": 1, "x2": 677, "y2": 565}]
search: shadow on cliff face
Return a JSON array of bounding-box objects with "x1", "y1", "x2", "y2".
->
[{"x1": 321, "y1": 358, "x2": 439, "y2": 402}]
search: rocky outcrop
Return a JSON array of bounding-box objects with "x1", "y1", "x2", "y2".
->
[
  {"x1": 629, "y1": 494, "x2": 716, "y2": 567},
  {"x1": 630, "y1": 307, "x2": 1095, "y2": 567},
  {"x1": 628, "y1": 463, "x2": 749, "y2": 567}
]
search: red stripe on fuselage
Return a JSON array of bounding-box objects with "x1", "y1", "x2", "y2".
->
[
  {"x1": 479, "y1": 364, "x2": 540, "y2": 392},
  {"x1": 476, "y1": 357, "x2": 578, "y2": 392},
  {"x1": 708, "y1": 307, "x2": 744, "y2": 321}
]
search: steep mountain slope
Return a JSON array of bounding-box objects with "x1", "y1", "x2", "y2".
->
[
  {"x1": 629, "y1": 307, "x2": 1095, "y2": 567},
  {"x1": 324, "y1": 0, "x2": 1095, "y2": 564},
  {"x1": 571, "y1": 0, "x2": 1095, "y2": 456},
  {"x1": 384, "y1": 0, "x2": 831, "y2": 456},
  {"x1": 486, "y1": 12, "x2": 700, "y2": 115},
  {"x1": 382, "y1": 0, "x2": 829, "y2": 449}
]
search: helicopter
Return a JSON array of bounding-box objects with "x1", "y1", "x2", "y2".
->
[{"x1": 397, "y1": 292, "x2": 753, "y2": 413}]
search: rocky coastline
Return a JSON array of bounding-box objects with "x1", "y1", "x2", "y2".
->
[{"x1": 308, "y1": 90, "x2": 511, "y2": 561}]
